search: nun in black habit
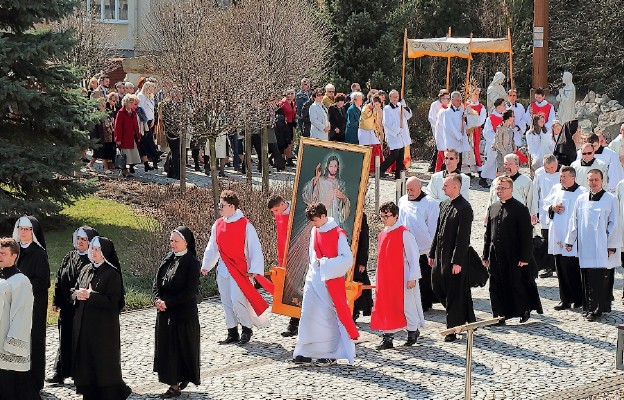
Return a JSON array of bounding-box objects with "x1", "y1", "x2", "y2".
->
[
  {"x1": 47, "y1": 226, "x2": 99, "y2": 384},
  {"x1": 153, "y1": 226, "x2": 201, "y2": 398},
  {"x1": 13, "y1": 215, "x2": 50, "y2": 391},
  {"x1": 71, "y1": 236, "x2": 132, "y2": 400}
]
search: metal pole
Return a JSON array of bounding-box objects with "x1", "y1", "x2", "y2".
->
[
  {"x1": 400, "y1": 170, "x2": 407, "y2": 196},
  {"x1": 395, "y1": 179, "x2": 402, "y2": 204},
  {"x1": 375, "y1": 155, "x2": 380, "y2": 212},
  {"x1": 465, "y1": 329, "x2": 474, "y2": 400}
]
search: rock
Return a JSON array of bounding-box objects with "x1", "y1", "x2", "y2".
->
[
  {"x1": 578, "y1": 119, "x2": 594, "y2": 131},
  {"x1": 603, "y1": 94, "x2": 611, "y2": 103},
  {"x1": 595, "y1": 124, "x2": 620, "y2": 141},
  {"x1": 607, "y1": 100, "x2": 619, "y2": 107},
  {"x1": 596, "y1": 96, "x2": 606, "y2": 105},
  {"x1": 583, "y1": 91, "x2": 596, "y2": 103},
  {"x1": 613, "y1": 104, "x2": 624, "y2": 111},
  {"x1": 598, "y1": 108, "x2": 624, "y2": 125}
]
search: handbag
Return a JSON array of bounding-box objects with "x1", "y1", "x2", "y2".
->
[{"x1": 114, "y1": 150, "x2": 127, "y2": 169}]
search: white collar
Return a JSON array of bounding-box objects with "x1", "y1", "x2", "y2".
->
[
  {"x1": 383, "y1": 220, "x2": 403, "y2": 232},
  {"x1": 174, "y1": 249, "x2": 188, "y2": 257},
  {"x1": 535, "y1": 100, "x2": 549, "y2": 106},
  {"x1": 224, "y1": 209, "x2": 245, "y2": 223},
  {"x1": 317, "y1": 217, "x2": 338, "y2": 232},
  {"x1": 283, "y1": 202, "x2": 291, "y2": 215}
]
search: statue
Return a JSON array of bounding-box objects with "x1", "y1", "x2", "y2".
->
[
  {"x1": 556, "y1": 71, "x2": 576, "y2": 124},
  {"x1": 486, "y1": 72, "x2": 507, "y2": 112}
]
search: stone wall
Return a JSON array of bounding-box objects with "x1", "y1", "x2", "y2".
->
[{"x1": 575, "y1": 91, "x2": 624, "y2": 139}]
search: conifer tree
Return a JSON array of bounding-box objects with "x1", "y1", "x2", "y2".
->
[{"x1": 0, "y1": 0, "x2": 97, "y2": 225}]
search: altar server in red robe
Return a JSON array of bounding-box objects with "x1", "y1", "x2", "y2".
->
[
  {"x1": 371, "y1": 202, "x2": 425, "y2": 349},
  {"x1": 202, "y1": 190, "x2": 269, "y2": 345},
  {"x1": 293, "y1": 202, "x2": 357, "y2": 365}
]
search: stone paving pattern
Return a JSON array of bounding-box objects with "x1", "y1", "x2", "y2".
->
[{"x1": 42, "y1": 162, "x2": 624, "y2": 399}]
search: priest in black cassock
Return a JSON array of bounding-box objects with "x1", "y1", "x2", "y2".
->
[
  {"x1": 483, "y1": 176, "x2": 543, "y2": 324},
  {"x1": 48, "y1": 226, "x2": 99, "y2": 384},
  {"x1": 72, "y1": 236, "x2": 132, "y2": 399},
  {"x1": 428, "y1": 174, "x2": 476, "y2": 342},
  {"x1": 12, "y1": 215, "x2": 50, "y2": 391},
  {"x1": 153, "y1": 227, "x2": 201, "y2": 398}
]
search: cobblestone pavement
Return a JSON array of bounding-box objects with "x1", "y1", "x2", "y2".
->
[{"x1": 43, "y1": 161, "x2": 624, "y2": 399}]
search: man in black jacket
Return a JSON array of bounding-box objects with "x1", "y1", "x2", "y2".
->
[{"x1": 428, "y1": 174, "x2": 476, "y2": 342}]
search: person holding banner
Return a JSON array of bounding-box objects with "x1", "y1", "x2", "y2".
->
[
  {"x1": 201, "y1": 190, "x2": 269, "y2": 346},
  {"x1": 293, "y1": 202, "x2": 357, "y2": 365}
]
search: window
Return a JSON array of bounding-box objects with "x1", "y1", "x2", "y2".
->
[{"x1": 87, "y1": 0, "x2": 128, "y2": 22}]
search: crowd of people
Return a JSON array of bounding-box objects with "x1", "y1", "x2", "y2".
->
[{"x1": 3, "y1": 70, "x2": 624, "y2": 399}]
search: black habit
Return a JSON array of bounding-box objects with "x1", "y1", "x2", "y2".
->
[
  {"x1": 328, "y1": 104, "x2": 346, "y2": 142},
  {"x1": 51, "y1": 226, "x2": 98, "y2": 379},
  {"x1": 14, "y1": 215, "x2": 50, "y2": 391},
  {"x1": 353, "y1": 213, "x2": 373, "y2": 318},
  {"x1": 483, "y1": 198, "x2": 543, "y2": 319},
  {"x1": 152, "y1": 227, "x2": 201, "y2": 387},
  {"x1": 71, "y1": 237, "x2": 131, "y2": 399},
  {"x1": 428, "y1": 195, "x2": 476, "y2": 328}
]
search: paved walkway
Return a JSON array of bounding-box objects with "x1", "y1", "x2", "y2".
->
[{"x1": 41, "y1": 161, "x2": 624, "y2": 399}]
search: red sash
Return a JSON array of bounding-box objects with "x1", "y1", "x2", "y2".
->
[
  {"x1": 531, "y1": 102, "x2": 552, "y2": 121},
  {"x1": 370, "y1": 226, "x2": 408, "y2": 331},
  {"x1": 313, "y1": 226, "x2": 359, "y2": 340},
  {"x1": 216, "y1": 217, "x2": 269, "y2": 316},
  {"x1": 490, "y1": 114, "x2": 503, "y2": 131},
  {"x1": 274, "y1": 213, "x2": 289, "y2": 267}
]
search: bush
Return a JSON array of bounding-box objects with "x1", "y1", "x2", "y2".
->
[
  {"x1": 129, "y1": 180, "x2": 293, "y2": 299},
  {"x1": 407, "y1": 97, "x2": 436, "y2": 161}
]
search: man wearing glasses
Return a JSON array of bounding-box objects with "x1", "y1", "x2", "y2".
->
[
  {"x1": 586, "y1": 133, "x2": 623, "y2": 192},
  {"x1": 322, "y1": 84, "x2": 335, "y2": 108},
  {"x1": 483, "y1": 176, "x2": 542, "y2": 324},
  {"x1": 571, "y1": 143, "x2": 608, "y2": 191},
  {"x1": 486, "y1": 153, "x2": 534, "y2": 213},
  {"x1": 201, "y1": 190, "x2": 268, "y2": 345},
  {"x1": 426, "y1": 148, "x2": 470, "y2": 202}
]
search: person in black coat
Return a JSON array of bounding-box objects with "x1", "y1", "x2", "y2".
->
[
  {"x1": 352, "y1": 213, "x2": 372, "y2": 321},
  {"x1": 428, "y1": 175, "x2": 476, "y2": 342},
  {"x1": 483, "y1": 176, "x2": 543, "y2": 324},
  {"x1": 153, "y1": 227, "x2": 201, "y2": 398},
  {"x1": 328, "y1": 93, "x2": 347, "y2": 142},
  {"x1": 554, "y1": 119, "x2": 579, "y2": 166},
  {"x1": 13, "y1": 215, "x2": 50, "y2": 391},
  {"x1": 47, "y1": 226, "x2": 99, "y2": 384},
  {"x1": 71, "y1": 236, "x2": 131, "y2": 400}
]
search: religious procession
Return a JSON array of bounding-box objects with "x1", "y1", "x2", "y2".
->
[{"x1": 4, "y1": 1, "x2": 624, "y2": 400}]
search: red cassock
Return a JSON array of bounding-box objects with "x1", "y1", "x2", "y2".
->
[
  {"x1": 313, "y1": 226, "x2": 359, "y2": 340},
  {"x1": 370, "y1": 226, "x2": 408, "y2": 331},
  {"x1": 216, "y1": 217, "x2": 269, "y2": 316},
  {"x1": 470, "y1": 103, "x2": 484, "y2": 167}
]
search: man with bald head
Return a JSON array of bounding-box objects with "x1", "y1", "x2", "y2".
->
[
  {"x1": 428, "y1": 174, "x2": 476, "y2": 341},
  {"x1": 399, "y1": 177, "x2": 440, "y2": 311},
  {"x1": 426, "y1": 149, "x2": 470, "y2": 202},
  {"x1": 570, "y1": 143, "x2": 608, "y2": 191}
]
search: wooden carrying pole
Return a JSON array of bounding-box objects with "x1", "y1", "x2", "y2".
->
[
  {"x1": 446, "y1": 27, "x2": 452, "y2": 91},
  {"x1": 507, "y1": 27, "x2": 514, "y2": 90},
  {"x1": 464, "y1": 33, "x2": 473, "y2": 100},
  {"x1": 400, "y1": 28, "x2": 407, "y2": 129}
]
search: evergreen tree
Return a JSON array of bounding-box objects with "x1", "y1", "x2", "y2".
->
[{"x1": 0, "y1": 1, "x2": 97, "y2": 226}]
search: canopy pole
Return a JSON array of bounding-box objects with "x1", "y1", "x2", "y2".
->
[
  {"x1": 400, "y1": 28, "x2": 407, "y2": 128},
  {"x1": 465, "y1": 33, "x2": 473, "y2": 100},
  {"x1": 507, "y1": 27, "x2": 514, "y2": 90},
  {"x1": 446, "y1": 27, "x2": 452, "y2": 91}
]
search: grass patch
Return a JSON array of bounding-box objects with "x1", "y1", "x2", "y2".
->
[{"x1": 46, "y1": 196, "x2": 156, "y2": 325}]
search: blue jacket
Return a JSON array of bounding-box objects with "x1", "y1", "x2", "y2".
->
[{"x1": 345, "y1": 104, "x2": 361, "y2": 144}]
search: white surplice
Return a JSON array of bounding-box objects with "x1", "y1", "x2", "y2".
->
[
  {"x1": 398, "y1": 194, "x2": 439, "y2": 255},
  {"x1": 201, "y1": 209, "x2": 270, "y2": 328},
  {"x1": 487, "y1": 173, "x2": 535, "y2": 214},
  {"x1": 0, "y1": 270, "x2": 34, "y2": 372},
  {"x1": 565, "y1": 191, "x2": 621, "y2": 269},
  {"x1": 531, "y1": 167, "x2": 561, "y2": 228},
  {"x1": 543, "y1": 183, "x2": 587, "y2": 256},
  {"x1": 425, "y1": 171, "x2": 471, "y2": 203},
  {"x1": 570, "y1": 158, "x2": 609, "y2": 191},
  {"x1": 481, "y1": 112, "x2": 503, "y2": 180},
  {"x1": 293, "y1": 218, "x2": 355, "y2": 364}
]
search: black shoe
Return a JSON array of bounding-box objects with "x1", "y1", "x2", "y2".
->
[
  {"x1": 161, "y1": 387, "x2": 181, "y2": 398},
  {"x1": 444, "y1": 334, "x2": 457, "y2": 342},
  {"x1": 179, "y1": 381, "x2": 189, "y2": 391},
  {"x1": 45, "y1": 374, "x2": 64, "y2": 384},
  {"x1": 293, "y1": 355, "x2": 312, "y2": 364},
  {"x1": 554, "y1": 302, "x2": 571, "y2": 311},
  {"x1": 573, "y1": 303, "x2": 582, "y2": 308},
  {"x1": 586, "y1": 312, "x2": 602, "y2": 322},
  {"x1": 352, "y1": 310, "x2": 360, "y2": 322},
  {"x1": 219, "y1": 327, "x2": 239, "y2": 344},
  {"x1": 520, "y1": 311, "x2": 531, "y2": 323},
  {"x1": 539, "y1": 270, "x2": 554, "y2": 278},
  {"x1": 479, "y1": 178, "x2": 490, "y2": 188},
  {"x1": 281, "y1": 324, "x2": 298, "y2": 337},
  {"x1": 376, "y1": 335, "x2": 394, "y2": 350},
  {"x1": 496, "y1": 318, "x2": 506, "y2": 326},
  {"x1": 404, "y1": 330, "x2": 420, "y2": 346},
  {"x1": 239, "y1": 326, "x2": 253, "y2": 344},
  {"x1": 315, "y1": 358, "x2": 336, "y2": 366}
]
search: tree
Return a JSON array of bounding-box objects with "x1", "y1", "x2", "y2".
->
[{"x1": 0, "y1": 0, "x2": 98, "y2": 226}]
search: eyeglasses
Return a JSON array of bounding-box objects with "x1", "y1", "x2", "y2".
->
[
  {"x1": 218, "y1": 203, "x2": 230, "y2": 209},
  {"x1": 379, "y1": 214, "x2": 394, "y2": 220},
  {"x1": 582, "y1": 152, "x2": 594, "y2": 155},
  {"x1": 18, "y1": 227, "x2": 32, "y2": 232},
  {"x1": 495, "y1": 186, "x2": 512, "y2": 191}
]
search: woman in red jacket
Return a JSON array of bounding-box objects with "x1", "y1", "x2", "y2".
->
[
  {"x1": 278, "y1": 90, "x2": 297, "y2": 167},
  {"x1": 114, "y1": 94, "x2": 142, "y2": 177}
]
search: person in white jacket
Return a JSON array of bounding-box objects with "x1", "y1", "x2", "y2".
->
[
  {"x1": 309, "y1": 89, "x2": 330, "y2": 140},
  {"x1": 526, "y1": 114, "x2": 555, "y2": 170},
  {"x1": 428, "y1": 89, "x2": 450, "y2": 172},
  {"x1": 380, "y1": 90, "x2": 412, "y2": 179}
]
